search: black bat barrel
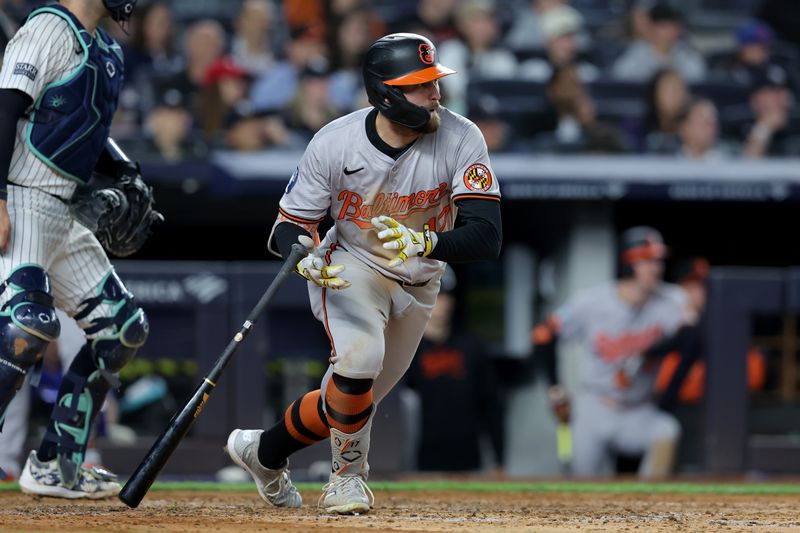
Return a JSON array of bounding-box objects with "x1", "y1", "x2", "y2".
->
[{"x1": 118, "y1": 243, "x2": 307, "y2": 508}]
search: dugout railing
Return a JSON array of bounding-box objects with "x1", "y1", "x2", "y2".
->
[{"x1": 705, "y1": 267, "x2": 800, "y2": 473}]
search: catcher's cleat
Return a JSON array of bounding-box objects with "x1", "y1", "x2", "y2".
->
[
  {"x1": 225, "y1": 429, "x2": 302, "y2": 508},
  {"x1": 319, "y1": 473, "x2": 374, "y2": 514},
  {"x1": 19, "y1": 450, "x2": 120, "y2": 499}
]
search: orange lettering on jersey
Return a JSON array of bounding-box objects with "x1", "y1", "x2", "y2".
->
[
  {"x1": 594, "y1": 325, "x2": 664, "y2": 362},
  {"x1": 420, "y1": 347, "x2": 466, "y2": 380},
  {"x1": 336, "y1": 182, "x2": 451, "y2": 229}
]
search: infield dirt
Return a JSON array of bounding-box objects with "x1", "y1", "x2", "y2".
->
[{"x1": 2, "y1": 489, "x2": 799, "y2": 532}]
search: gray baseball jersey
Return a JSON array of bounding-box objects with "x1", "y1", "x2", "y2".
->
[
  {"x1": 554, "y1": 282, "x2": 688, "y2": 405},
  {"x1": 272, "y1": 106, "x2": 501, "y2": 285},
  {"x1": 0, "y1": 12, "x2": 83, "y2": 199}
]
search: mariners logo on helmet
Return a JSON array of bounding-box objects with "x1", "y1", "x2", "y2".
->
[
  {"x1": 418, "y1": 43, "x2": 435, "y2": 64},
  {"x1": 463, "y1": 163, "x2": 493, "y2": 191}
]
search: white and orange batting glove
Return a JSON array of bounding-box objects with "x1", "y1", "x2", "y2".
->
[
  {"x1": 371, "y1": 215, "x2": 433, "y2": 267},
  {"x1": 296, "y1": 236, "x2": 351, "y2": 289}
]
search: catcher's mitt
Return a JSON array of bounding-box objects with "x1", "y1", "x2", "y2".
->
[{"x1": 70, "y1": 164, "x2": 164, "y2": 257}]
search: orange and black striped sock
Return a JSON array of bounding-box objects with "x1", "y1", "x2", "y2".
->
[
  {"x1": 324, "y1": 373, "x2": 374, "y2": 434},
  {"x1": 257, "y1": 390, "x2": 329, "y2": 469}
]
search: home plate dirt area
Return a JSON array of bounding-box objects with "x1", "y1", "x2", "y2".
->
[{"x1": 2, "y1": 482, "x2": 799, "y2": 532}]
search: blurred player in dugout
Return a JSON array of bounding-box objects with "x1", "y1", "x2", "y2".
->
[
  {"x1": 532, "y1": 227, "x2": 699, "y2": 478},
  {"x1": 654, "y1": 257, "x2": 766, "y2": 412},
  {"x1": 404, "y1": 266, "x2": 504, "y2": 472}
]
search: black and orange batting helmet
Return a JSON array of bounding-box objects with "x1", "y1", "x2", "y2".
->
[
  {"x1": 363, "y1": 33, "x2": 456, "y2": 130},
  {"x1": 617, "y1": 226, "x2": 668, "y2": 278}
]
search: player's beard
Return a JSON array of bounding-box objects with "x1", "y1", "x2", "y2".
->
[{"x1": 418, "y1": 105, "x2": 441, "y2": 133}]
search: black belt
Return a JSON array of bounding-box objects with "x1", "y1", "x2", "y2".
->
[
  {"x1": 8, "y1": 181, "x2": 69, "y2": 203},
  {"x1": 398, "y1": 278, "x2": 430, "y2": 287}
]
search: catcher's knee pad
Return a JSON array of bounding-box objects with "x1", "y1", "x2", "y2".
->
[
  {"x1": 75, "y1": 270, "x2": 148, "y2": 378},
  {"x1": 0, "y1": 264, "x2": 60, "y2": 427},
  {"x1": 324, "y1": 373, "x2": 374, "y2": 433}
]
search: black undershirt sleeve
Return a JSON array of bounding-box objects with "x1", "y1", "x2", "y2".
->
[
  {"x1": 272, "y1": 221, "x2": 311, "y2": 259},
  {"x1": 0, "y1": 89, "x2": 33, "y2": 200},
  {"x1": 427, "y1": 198, "x2": 502, "y2": 263}
]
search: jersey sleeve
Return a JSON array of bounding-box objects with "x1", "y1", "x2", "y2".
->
[
  {"x1": 0, "y1": 14, "x2": 75, "y2": 101},
  {"x1": 277, "y1": 135, "x2": 332, "y2": 226},
  {"x1": 450, "y1": 121, "x2": 501, "y2": 203},
  {"x1": 552, "y1": 291, "x2": 594, "y2": 341},
  {"x1": 663, "y1": 284, "x2": 691, "y2": 335}
]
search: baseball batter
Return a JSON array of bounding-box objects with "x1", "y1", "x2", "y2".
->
[
  {"x1": 227, "y1": 33, "x2": 502, "y2": 514},
  {"x1": 0, "y1": 0, "x2": 151, "y2": 498},
  {"x1": 533, "y1": 227, "x2": 690, "y2": 478}
]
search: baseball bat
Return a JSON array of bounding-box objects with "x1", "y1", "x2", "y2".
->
[{"x1": 119, "y1": 242, "x2": 308, "y2": 508}]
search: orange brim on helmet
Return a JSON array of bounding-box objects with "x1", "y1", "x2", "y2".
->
[
  {"x1": 622, "y1": 242, "x2": 668, "y2": 264},
  {"x1": 384, "y1": 65, "x2": 456, "y2": 86}
]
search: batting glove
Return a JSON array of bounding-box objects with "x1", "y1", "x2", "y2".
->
[
  {"x1": 371, "y1": 215, "x2": 433, "y2": 268},
  {"x1": 547, "y1": 385, "x2": 571, "y2": 424},
  {"x1": 295, "y1": 236, "x2": 351, "y2": 289}
]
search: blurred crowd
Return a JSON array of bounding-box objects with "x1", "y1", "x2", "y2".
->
[{"x1": 1, "y1": 0, "x2": 798, "y2": 161}]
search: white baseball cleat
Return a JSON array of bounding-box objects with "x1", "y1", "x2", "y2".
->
[
  {"x1": 225, "y1": 429, "x2": 302, "y2": 508},
  {"x1": 19, "y1": 450, "x2": 120, "y2": 499},
  {"x1": 319, "y1": 474, "x2": 374, "y2": 514}
]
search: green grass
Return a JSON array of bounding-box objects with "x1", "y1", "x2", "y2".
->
[{"x1": 2, "y1": 480, "x2": 799, "y2": 495}]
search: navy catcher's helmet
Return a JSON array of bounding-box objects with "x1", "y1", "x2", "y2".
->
[
  {"x1": 103, "y1": 0, "x2": 137, "y2": 22},
  {"x1": 617, "y1": 226, "x2": 668, "y2": 278},
  {"x1": 363, "y1": 33, "x2": 455, "y2": 130}
]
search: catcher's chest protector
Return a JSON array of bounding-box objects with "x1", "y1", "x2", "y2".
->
[{"x1": 26, "y1": 5, "x2": 124, "y2": 183}]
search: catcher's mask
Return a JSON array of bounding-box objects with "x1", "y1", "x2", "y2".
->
[
  {"x1": 103, "y1": 0, "x2": 136, "y2": 22},
  {"x1": 363, "y1": 33, "x2": 455, "y2": 130}
]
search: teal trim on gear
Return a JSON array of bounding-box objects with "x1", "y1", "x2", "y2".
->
[
  {"x1": 53, "y1": 382, "x2": 95, "y2": 469},
  {"x1": 9, "y1": 302, "x2": 58, "y2": 342},
  {"x1": 6, "y1": 262, "x2": 46, "y2": 281},
  {"x1": 95, "y1": 271, "x2": 114, "y2": 296},
  {"x1": 23, "y1": 7, "x2": 92, "y2": 184},
  {"x1": 2, "y1": 262, "x2": 57, "y2": 341},
  {"x1": 90, "y1": 308, "x2": 144, "y2": 349},
  {"x1": 119, "y1": 308, "x2": 145, "y2": 347},
  {"x1": 49, "y1": 63, "x2": 103, "y2": 161}
]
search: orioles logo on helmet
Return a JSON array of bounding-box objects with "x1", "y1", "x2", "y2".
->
[{"x1": 418, "y1": 43, "x2": 435, "y2": 65}]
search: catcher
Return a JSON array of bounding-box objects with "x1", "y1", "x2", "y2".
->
[{"x1": 0, "y1": 0, "x2": 161, "y2": 499}]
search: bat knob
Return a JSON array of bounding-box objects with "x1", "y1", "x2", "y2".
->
[{"x1": 296, "y1": 235, "x2": 314, "y2": 251}]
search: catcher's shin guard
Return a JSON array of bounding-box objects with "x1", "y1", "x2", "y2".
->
[
  {"x1": 0, "y1": 265, "x2": 60, "y2": 429},
  {"x1": 39, "y1": 271, "x2": 147, "y2": 486},
  {"x1": 38, "y1": 343, "x2": 111, "y2": 488},
  {"x1": 74, "y1": 270, "x2": 148, "y2": 384}
]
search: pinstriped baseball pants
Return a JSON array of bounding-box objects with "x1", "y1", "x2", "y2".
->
[{"x1": 0, "y1": 185, "x2": 117, "y2": 329}]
